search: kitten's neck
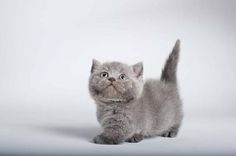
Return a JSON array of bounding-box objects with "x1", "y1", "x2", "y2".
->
[{"x1": 96, "y1": 99, "x2": 137, "y2": 110}]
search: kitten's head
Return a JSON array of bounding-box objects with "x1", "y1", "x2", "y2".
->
[{"x1": 89, "y1": 59, "x2": 143, "y2": 104}]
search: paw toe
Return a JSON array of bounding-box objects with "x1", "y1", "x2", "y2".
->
[
  {"x1": 162, "y1": 131, "x2": 177, "y2": 138},
  {"x1": 126, "y1": 134, "x2": 143, "y2": 143}
]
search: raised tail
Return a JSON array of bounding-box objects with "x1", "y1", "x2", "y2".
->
[{"x1": 161, "y1": 39, "x2": 180, "y2": 84}]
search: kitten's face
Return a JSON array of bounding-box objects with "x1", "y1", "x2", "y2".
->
[{"x1": 89, "y1": 60, "x2": 143, "y2": 104}]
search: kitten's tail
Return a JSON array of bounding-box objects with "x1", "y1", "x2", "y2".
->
[{"x1": 161, "y1": 39, "x2": 180, "y2": 84}]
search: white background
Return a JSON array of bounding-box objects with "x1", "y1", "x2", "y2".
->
[{"x1": 0, "y1": 0, "x2": 236, "y2": 155}]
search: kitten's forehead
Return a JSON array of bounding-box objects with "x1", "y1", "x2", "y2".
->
[{"x1": 101, "y1": 62, "x2": 131, "y2": 73}]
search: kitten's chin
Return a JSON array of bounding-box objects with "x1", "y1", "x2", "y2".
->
[
  {"x1": 91, "y1": 85, "x2": 136, "y2": 104},
  {"x1": 99, "y1": 98, "x2": 127, "y2": 104}
]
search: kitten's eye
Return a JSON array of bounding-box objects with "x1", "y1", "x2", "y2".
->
[
  {"x1": 100, "y1": 72, "x2": 109, "y2": 78},
  {"x1": 119, "y1": 74, "x2": 127, "y2": 80}
]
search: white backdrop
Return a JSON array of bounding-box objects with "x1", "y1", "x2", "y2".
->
[
  {"x1": 1, "y1": 0, "x2": 236, "y2": 120},
  {"x1": 0, "y1": 0, "x2": 236, "y2": 155}
]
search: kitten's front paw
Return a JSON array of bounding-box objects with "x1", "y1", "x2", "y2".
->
[
  {"x1": 125, "y1": 133, "x2": 143, "y2": 143},
  {"x1": 161, "y1": 128, "x2": 179, "y2": 138},
  {"x1": 93, "y1": 135, "x2": 122, "y2": 145},
  {"x1": 161, "y1": 126, "x2": 179, "y2": 138}
]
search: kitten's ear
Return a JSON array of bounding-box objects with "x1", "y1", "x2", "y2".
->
[
  {"x1": 132, "y1": 62, "x2": 143, "y2": 78},
  {"x1": 91, "y1": 59, "x2": 101, "y2": 73}
]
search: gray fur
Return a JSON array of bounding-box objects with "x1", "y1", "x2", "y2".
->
[
  {"x1": 161, "y1": 39, "x2": 180, "y2": 83},
  {"x1": 88, "y1": 40, "x2": 183, "y2": 144}
]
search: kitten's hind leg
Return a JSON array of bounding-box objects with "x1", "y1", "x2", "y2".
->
[
  {"x1": 125, "y1": 133, "x2": 143, "y2": 143},
  {"x1": 161, "y1": 125, "x2": 179, "y2": 138}
]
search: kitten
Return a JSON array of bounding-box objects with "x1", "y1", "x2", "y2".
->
[{"x1": 88, "y1": 40, "x2": 183, "y2": 144}]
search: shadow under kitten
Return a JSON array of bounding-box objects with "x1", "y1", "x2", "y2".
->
[{"x1": 30, "y1": 124, "x2": 101, "y2": 142}]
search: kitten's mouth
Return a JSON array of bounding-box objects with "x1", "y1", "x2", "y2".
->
[
  {"x1": 104, "y1": 83, "x2": 121, "y2": 93},
  {"x1": 99, "y1": 84, "x2": 127, "y2": 103},
  {"x1": 107, "y1": 83, "x2": 115, "y2": 87}
]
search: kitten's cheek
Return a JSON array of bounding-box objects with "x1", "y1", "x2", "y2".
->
[
  {"x1": 114, "y1": 83, "x2": 126, "y2": 93},
  {"x1": 92, "y1": 85, "x2": 101, "y2": 95}
]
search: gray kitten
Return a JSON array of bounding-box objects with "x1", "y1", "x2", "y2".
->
[{"x1": 89, "y1": 40, "x2": 183, "y2": 144}]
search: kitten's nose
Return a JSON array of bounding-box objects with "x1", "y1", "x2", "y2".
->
[{"x1": 108, "y1": 77, "x2": 116, "y2": 82}]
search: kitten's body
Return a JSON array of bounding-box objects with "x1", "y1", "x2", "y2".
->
[
  {"x1": 133, "y1": 79, "x2": 182, "y2": 137},
  {"x1": 89, "y1": 40, "x2": 183, "y2": 144}
]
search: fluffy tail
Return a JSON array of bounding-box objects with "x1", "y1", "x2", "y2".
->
[{"x1": 161, "y1": 39, "x2": 180, "y2": 84}]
